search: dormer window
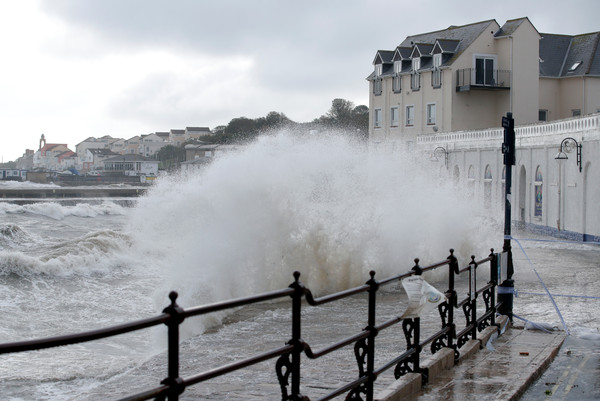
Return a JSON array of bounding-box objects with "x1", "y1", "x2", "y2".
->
[
  {"x1": 412, "y1": 57, "x2": 421, "y2": 72},
  {"x1": 375, "y1": 64, "x2": 382, "y2": 76},
  {"x1": 394, "y1": 61, "x2": 402, "y2": 74}
]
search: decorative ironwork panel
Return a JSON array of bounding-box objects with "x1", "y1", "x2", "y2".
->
[
  {"x1": 276, "y1": 353, "x2": 292, "y2": 401},
  {"x1": 353, "y1": 338, "x2": 368, "y2": 377},
  {"x1": 394, "y1": 358, "x2": 414, "y2": 379}
]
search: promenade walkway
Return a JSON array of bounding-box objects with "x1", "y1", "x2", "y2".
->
[{"x1": 375, "y1": 233, "x2": 600, "y2": 401}]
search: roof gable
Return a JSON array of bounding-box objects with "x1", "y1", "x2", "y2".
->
[{"x1": 373, "y1": 50, "x2": 395, "y2": 65}]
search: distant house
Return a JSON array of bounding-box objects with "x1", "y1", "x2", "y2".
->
[
  {"x1": 103, "y1": 154, "x2": 159, "y2": 176},
  {"x1": 169, "y1": 129, "x2": 186, "y2": 147},
  {"x1": 155, "y1": 132, "x2": 170, "y2": 142},
  {"x1": 34, "y1": 143, "x2": 72, "y2": 170},
  {"x1": 57, "y1": 150, "x2": 77, "y2": 170},
  {"x1": 15, "y1": 150, "x2": 34, "y2": 170},
  {"x1": 184, "y1": 143, "x2": 239, "y2": 161},
  {"x1": 110, "y1": 138, "x2": 127, "y2": 155},
  {"x1": 139, "y1": 133, "x2": 167, "y2": 157},
  {"x1": 185, "y1": 127, "x2": 212, "y2": 141},
  {"x1": 124, "y1": 136, "x2": 140, "y2": 155},
  {"x1": 80, "y1": 148, "x2": 120, "y2": 172}
]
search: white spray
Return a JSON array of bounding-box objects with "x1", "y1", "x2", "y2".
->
[{"x1": 127, "y1": 131, "x2": 498, "y2": 328}]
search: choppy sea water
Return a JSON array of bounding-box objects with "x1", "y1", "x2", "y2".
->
[{"x1": 0, "y1": 134, "x2": 598, "y2": 400}]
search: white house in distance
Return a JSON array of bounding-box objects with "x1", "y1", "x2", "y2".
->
[
  {"x1": 139, "y1": 133, "x2": 167, "y2": 157},
  {"x1": 79, "y1": 148, "x2": 120, "y2": 172},
  {"x1": 369, "y1": 17, "x2": 600, "y2": 242},
  {"x1": 103, "y1": 154, "x2": 159, "y2": 176}
]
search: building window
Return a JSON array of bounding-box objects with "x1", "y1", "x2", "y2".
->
[
  {"x1": 539, "y1": 110, "x2": 548, "y2": 121},
  {"x1": 373, "y1": 79, "x2": 382, "y2": 96},
  {"x1": 390, "y1": 107, "x2": 399, "y2": 127},
  {"x1": 572, "y1": 109, "x2": 581, "y2": 117},
  {"x1": 375, "y1": 64, "x2": 382, "y2": 76},
  {"x1": 432, "y1": 54, "x2": 442, "y2": 87},
  {"x1": 374, "y1": 108, "x2": 382, "y2": 128},
  {"x1": 411, "y1": 58, "x2": 421, "y2": 90},
  {"x1": 393, "y1": 75, "x2": 402, "y2": 93},
  {"x1": 484, "y1": 165, "x2": 492, "y2": 209},
  {"x1": 468, "y1": 165, "x2": 475, "y2": 196},
  {"x1": 473, "y1": 54, "x2": 496, "y2": 85},
  {"x1": 426, "y1": 103, "x2": 436, "y2": 125},
  {"x1": 405, "y1": 105, "x2": 415, "y2": 126}
]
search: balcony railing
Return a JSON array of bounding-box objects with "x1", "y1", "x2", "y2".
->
[{"x1": 456, "y1": 68, "x2": 510, "y2": 92}]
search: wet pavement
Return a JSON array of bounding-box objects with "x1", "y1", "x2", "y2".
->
[
  {"x1": 522, "y1": 335, "x2": 600, "y2": 400},
  {"x1": 396, "y1": 322, "x2": 566, "y2": 401},
  {"x1": 374, "y1": 233, "x2": 600, "y2": 401}
]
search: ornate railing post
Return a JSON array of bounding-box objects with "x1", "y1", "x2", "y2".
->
[
  {"x1": 348, "y1": 271, "x2": 379, "y2": 401},
  {"x1": 161, "y1": 291, "x2": 186, "y2": 400},
  {"x1": 445, "y1": 249, "x2": 459, "y2": 361},
  {"x1": 468, "y1": 256, "x2": 477, "y2": 340},
  {"x1": 277, "y1": 271, "x2": 308, "y2": 401},
  {"x1": 489, "y1": 249, "x2": 497, "y2": 327}
]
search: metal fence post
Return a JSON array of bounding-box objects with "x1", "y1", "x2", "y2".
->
[
  {"x1": 489, "y1": 249, "x2": 497, "y2": 327},
  {"x1": 469, "y1": 256, "x2": 478, "y2": 340},
  {"x1": 366, "y1": 271, "x2": 378, "y2": 401},
  {"x1": 161, "y1": 291, "x2": 185, "y2": 400},
  {"x1": 290, "y1": 271, "x2": 306, "y2": 401},
  {"x1": 447, "y1": 249, "x2": 458, "y2": 359}
]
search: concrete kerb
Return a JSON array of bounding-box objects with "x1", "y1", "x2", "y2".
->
[{"x1": 375, "y1": 315, "x2": 509, "y2": 401}]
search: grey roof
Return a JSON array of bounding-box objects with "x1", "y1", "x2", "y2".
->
[
  {"x1": 393, "y1": 47, "x2": 413, "y2": 60},
  {"x1": 368, "y1": 20, "x2": 497, "y2": 80},
  {"x1": 540, "y1": 32, "x2": 600, "y2": 77},
  {"x1": 494, "y1": 17, "x2": 528, "y2": 37},
  {"x1": 412, "y1": 43, "x2": 434, "y2": 57},
  {"x1": 186, "y1": 127, "x2": 210, "y2": 132},
  {"x1": 399, "y1": 19, "x2": 496, "y2": 64}
]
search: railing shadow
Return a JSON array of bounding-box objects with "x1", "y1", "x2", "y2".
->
[{"x1": 0, "y1": 248, "x2": 505, "y2": 401}]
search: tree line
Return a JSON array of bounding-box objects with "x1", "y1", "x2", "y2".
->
[{"x1": 155, "y1": 98, "x2": 368, "y2": 167}]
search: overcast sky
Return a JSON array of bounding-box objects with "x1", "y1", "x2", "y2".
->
[{"x1": 1, "y1": 0, "x2": 598, "y2": 161}]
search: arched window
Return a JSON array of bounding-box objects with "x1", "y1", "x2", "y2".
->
[
  {"x1": 534, "y1": 166, "x2": 543, "y2": 217},
  {"x1": 484, "y1": 165, "x2": 492, "y2": 209},
  {"x1": 468, "y1": 165, "x2": 475, "y2": 196}
]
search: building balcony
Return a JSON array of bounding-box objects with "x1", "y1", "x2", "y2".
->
[{"x1": 456, "y1": 68, "x2": 511, "y2": 92}]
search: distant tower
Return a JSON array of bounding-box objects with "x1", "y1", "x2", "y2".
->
[{"x1": 39, "y1": 134, "x2": 46, "y2": 150}]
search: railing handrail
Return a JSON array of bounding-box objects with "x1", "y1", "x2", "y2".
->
[{"x1": 1, "y1": 247, "x2": 503, "y2": 401}]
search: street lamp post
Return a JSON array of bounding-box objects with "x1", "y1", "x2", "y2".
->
[
  {"x1": 498, "y1": 112, "x2": 515, "y2": 321},
  {"x1": 430, "y1": 146, "x2": 448, "y2": 168},
  {"x1": 554, "y1": 137, "x2": 582, "y2": 231}
]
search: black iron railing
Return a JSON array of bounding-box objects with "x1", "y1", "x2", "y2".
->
[
  {"x1": 0, "y1": 248, "x2": 504, "y2": 401},
  {"x1": 456, "y1": 68, "x2": 511, "y2": 91}
]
